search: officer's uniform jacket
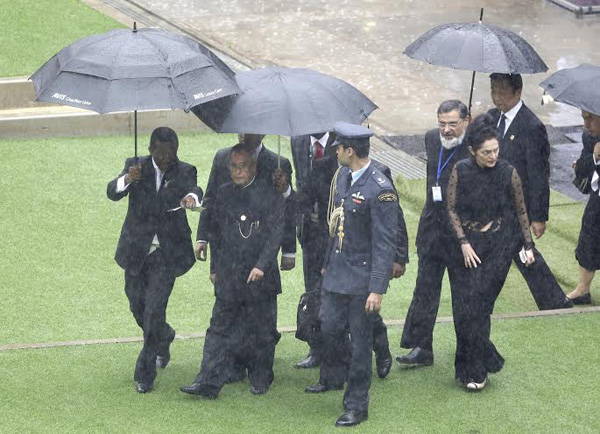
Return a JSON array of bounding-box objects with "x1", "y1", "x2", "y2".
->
[{"x1": 321, "y1": 164, "x2": 398, "y2": 295}]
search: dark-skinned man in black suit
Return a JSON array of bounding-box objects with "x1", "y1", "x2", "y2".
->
[
  {"x1": 397, "y1": 100, "x2": 471, "y2": 368},
  {"x1": 487, "y1": 73, "x2": 572, "y2": 310},
  {"x1": 107, "y1": 127, "x2": 203, "y2": 393}
]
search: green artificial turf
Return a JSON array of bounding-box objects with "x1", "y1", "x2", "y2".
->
[
  {"x1": 0, "y1": 132, "x2": 592, "y2": 345},
  {"x1": 1, "y1": 314, "x2": 599, "y2": 433},
  {"x1": 0, "y1": 0, "x2": 124, "y2": 77}
]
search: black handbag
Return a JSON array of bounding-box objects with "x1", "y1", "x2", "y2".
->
[
  {"x1": 573, "y1": 173, "x2": 592, "y2": 194},
  {"x1": 295, "y1": 291, "x2": 321, "y2": 343}
]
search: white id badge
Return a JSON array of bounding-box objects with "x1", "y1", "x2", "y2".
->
[
  {"x1": 519, "y1": 247, "x2": 528, "y2": 264},
  {"x1": 432, "y1": 186, "x2": 442, "y2": 202}
]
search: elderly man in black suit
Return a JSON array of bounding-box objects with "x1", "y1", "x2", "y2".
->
[
  {"x1": 487, "y1": 73, "x2": 572, "y2": 310},
  {"x1": 107, "y1": 127, "x2": 202, "y2": 393},
  {"x1": 180, "y1": 144, "x2": 285, "y2": 398},
  {"x1": 195, "y1": 133, "x2": 296, "y2": 382},
  {"x1": 397, "y1": 100, "x2": 471, "y2": 368}
]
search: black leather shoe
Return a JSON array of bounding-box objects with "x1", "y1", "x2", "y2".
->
[
  {"x1": 396, "y1": 347, "x2": 434, "y2": 367},
  {"x1": 304, "y1": 383, "x2": 343, "y2": 393},
  {"x1": 295, "y1": 354, "x2": 321, "y2": 369},
  {"x1": 180, "y1": 382, "x2": 219, "y2": 399},
  {"x1": 250, "y1": 385, "x2": 269, "y2": 395},
  {"x1": 136, "y1": 382, "x2": 154, "y2": 393},
  {"x1": 375, "y1": 348, "x2": 393, "y2": 379},
  {"x1": 335, "y1": 410, "x2": 368, "y2": 427},
  {"x1": 568, "y1": 293, "x2": 592, "y2": 305}
]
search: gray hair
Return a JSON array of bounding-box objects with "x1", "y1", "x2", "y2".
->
[{"x1": 437, "y1": 100, "x2": 468, "y2": 119}]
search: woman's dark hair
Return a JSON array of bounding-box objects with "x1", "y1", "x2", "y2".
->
[{"x1": 464, "y1": 114, "x2": 500, "y2": 151}]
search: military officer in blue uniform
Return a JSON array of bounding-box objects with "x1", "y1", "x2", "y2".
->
[{"x1": 305, "y1": 122, "x2": 399, "y2": 427}]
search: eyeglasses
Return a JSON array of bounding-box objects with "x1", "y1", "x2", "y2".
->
[
  {"x1": 437, "y1": 119, "x2": 464, "y2": 130},
  {"x1": 230, "y1": 163, "x2": 252, "y2": 172}
]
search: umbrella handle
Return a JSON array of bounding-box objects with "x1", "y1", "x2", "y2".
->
[
  {"x1": 277, "y1": 135, "x2": 281, "y2": 169},
  {"x1": 134, "y1": 110, "x2": 138, "y2": 159}
]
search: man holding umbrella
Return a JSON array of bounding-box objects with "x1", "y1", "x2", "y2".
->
[
  {"x1": 107, "y1": 127, "x2": 202, "y2": 393},
  {"x1": 488, "y1": 73, "x2": 572, "y2": 310}
]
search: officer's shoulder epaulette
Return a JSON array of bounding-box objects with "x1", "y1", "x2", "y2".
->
[{"x1": 367, "y1": 168, "x2": 393, "y2": 190}]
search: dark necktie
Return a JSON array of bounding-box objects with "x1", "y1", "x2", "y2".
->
[
  {"x1": 314, "y1": 140, "x2": 323, "y2": 160},
  {"x1": 497, "y1": 114, "x2": 507, "y2": 138},
  {"x1": 346, "y1": 172, "x2": 353, "y2": 191}
]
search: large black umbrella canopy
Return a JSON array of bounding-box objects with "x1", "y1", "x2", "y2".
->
[
  {"x1": 30, "y1": 27, "x2": 239, "y2": 113},
  {"x1": 540, "y1": 64, "x2": 600, "y2": 117},
  {"x1": 404, "y1": 10, "x2": 548, "y2": 113},
  {"x1": 191, "y1": 67, "x2": 378, "y2": 137},
  {"x1": 404, "y1": 22, "x2": 548, "y2": 74},
  {"x1": 30, "y1": 25, "x2": 240, "y2": 156}
]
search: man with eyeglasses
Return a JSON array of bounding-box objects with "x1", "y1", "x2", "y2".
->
[
  {"x1": 397, "y1": 100, "x2": 471, "y2": 368},
  {"x1": 181, "y1": 144, "x2": 285, "y2": 398}
]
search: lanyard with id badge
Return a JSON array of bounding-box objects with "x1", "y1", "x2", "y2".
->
[{"x1": 433, "y1": 145, "x2": 458, "y2": 202}]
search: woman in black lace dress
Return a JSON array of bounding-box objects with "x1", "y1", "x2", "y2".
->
[{"x1": 446, "y1": 115, "x2": 535, "y2": 391}]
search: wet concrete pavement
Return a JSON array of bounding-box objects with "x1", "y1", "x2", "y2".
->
[{"x1": 123, "y1": 0, "x2": 600, "y2": 134}]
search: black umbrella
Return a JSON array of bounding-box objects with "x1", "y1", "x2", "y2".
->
[
  {"x1": 191, "y1": 67, "x2": 377, "y2": 137},
  {"x1": 30, "y1": 24, "x2": 239, "y2": 156},
  {"x1": 540, "y1": 64, "x2": 600, "y2": 117},
  {"x1": 404, "y1": 9, "x2": 548, "y2": 113}
]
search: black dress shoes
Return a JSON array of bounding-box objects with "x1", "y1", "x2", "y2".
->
[
  {"x1": 250, "y1": 385, "x2": 269, "y2": 395},
  {"x1": 568, "y1": 293, "x2": 592, "y2": 305},
  {"x1": 335, "y1": 410, "x2": 368, "y2": 427},
  {"x1": 375, "y1": 348, "x2": 393, "y2": 379},
  {"x1": 396, "y1": 347, "x2": 434, "y2": 368},
  {"x1": 304, "y1": 383, "x2": 343, "y2": 393},
  {"x1": 180, "y1": 382, "x2": 219, "y2": 399},
  {"x1": 136, "y1": 382, "x2": 154, "y2": 393},
  {"x1": 295, "y1": 354, "x2": 320, "y2": 369}
]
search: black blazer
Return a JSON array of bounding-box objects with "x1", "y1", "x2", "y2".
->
[
  {"x1": 196, "y1": 144, "x2": 296, "y2": 254},
  {"x1": 416, "y1": 129, "x2": 470, "y2": 255},
  {"x1": 488, "y1": 103, "x2": 550, "y2": 222},
  {"x1": 209, "y1": 178, "x2": 285, "y2": 301},
  {"x1": 291, "y1": 133, "x2": 337, "y2": 196},
  {"x1": 107, "y1": 156, "x2": 202, "y2": 277}
]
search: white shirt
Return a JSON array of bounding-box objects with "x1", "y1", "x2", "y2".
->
[
  {"x1": 310, "y1": 132, "x2": 330, "y2": 157},
  {"x1": 497, "y1": 99, "x2": 523, "y2": 136},
  {"x1": 592, "y1": 153, "x2": 600, "y2": 195}
]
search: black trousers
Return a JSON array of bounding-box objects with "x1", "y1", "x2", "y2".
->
[
  {"x1": 124, "y1": 249, "x2": 176, "y2": 384},
  {"x1": 319, "y1": 290, "x2": 373, "y2": 413},
  {"x1": 450, "y1": 231, "x2": 513, "y2": 384},
  {"x1": 401, "y1": 247, "x2": 456, "y2": 352},
  {"x1": 512, "y1": 246, "x2": 568, "y2": 310},
  {"x1": 299, "y1": 223, "x2": 389, "y2": 357},
  {"x1": 196, "y1": 297, "x2": 279, "y2": 391}
]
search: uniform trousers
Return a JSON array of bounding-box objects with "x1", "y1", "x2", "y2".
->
[
  {"x1": 124, "y1": 249, "x2": 176, "y2": 384},
  {"x1": 196, "y1": 297, "x2": 278, "y2": 391},
  {"x1": 319, "y1": 290, "x2": 373, "y2": 412},
  {"x1": 301, "y1": 223, "x2": 389, "y2": 357}
]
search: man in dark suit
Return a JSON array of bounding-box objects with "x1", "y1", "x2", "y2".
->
[
  {"x1": 107, "y1": 127, "x2": 203, "y2": 393},
  {"x1": 180, "y1": 144, "x2": 284, "y2": 398},
  {"x1": 397, "y1": 100, "x2": 471, "y2": 368},
  {"x1": 304, "y1": 122, "x2": 398, "y2": 427},
  {"x1": 195, "y1": 133, "x2": 296, "y2": 266},
  {"x1": 487, "y1": 73, "x2": 572, "y2": 310},
  {"x1": 292, "y1": 132, "x2": 408, "y2": 377},
  {"x1": 195, "y1": 133, "x2": 295, "y2": 382}
]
